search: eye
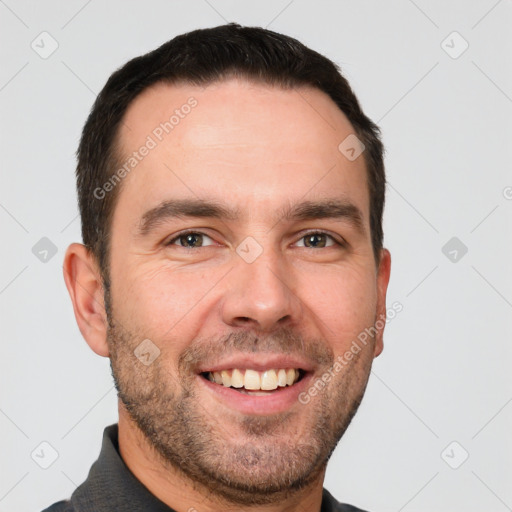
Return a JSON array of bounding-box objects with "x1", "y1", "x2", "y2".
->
[
  {"x1": 166, "y1": 231, "x2": 215, "y2": 248},
  {"x1": 295, "y1": 231, "x2": 341, "y2": 249}
]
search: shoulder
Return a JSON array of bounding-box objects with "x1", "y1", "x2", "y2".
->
[
  {"x1": 40, "y1": 500, "x2": 74, "y2": 512},
  {"x1": 322, "y1": 488, "x2": 370, "y2": 512}
]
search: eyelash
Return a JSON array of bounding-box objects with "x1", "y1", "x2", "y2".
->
[{"x1": 165, "y1": 229, "x2": 345, "y2": 249}]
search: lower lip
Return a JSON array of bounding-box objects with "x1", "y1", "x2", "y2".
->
[{"x1": 198, "y1": 373, "x2": 313, "y2": 415}]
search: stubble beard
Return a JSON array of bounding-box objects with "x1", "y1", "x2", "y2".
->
[{"x1": 106, "y1": 309, "x2": 374, "y2": 506}]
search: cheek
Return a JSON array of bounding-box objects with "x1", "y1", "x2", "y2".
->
[
  {"x1": 300, "y1": 264, "x2": 377, "y2": 348},
  {"x1": 111, "y1": 261, "x2": 217, "y2": 339}
]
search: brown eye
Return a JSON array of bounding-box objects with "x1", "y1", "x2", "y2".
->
[
  {"x1": 297, "y1": 232, "x2": 338, "y2": 248},
  {"x1": 167, "y1": 232, "x2": 214, "y2": 248}
]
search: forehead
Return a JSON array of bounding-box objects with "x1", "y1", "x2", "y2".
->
[{"x1": 114, "y1": 78, "x2": 369, "y2": 225}]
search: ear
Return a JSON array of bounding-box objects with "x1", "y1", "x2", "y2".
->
[
  {"x1": 373, "y1": 248, "x2": 391, "y2": 358},
  {"x1": 63, "y1": 243, "x2": 109, "y2": 357}
]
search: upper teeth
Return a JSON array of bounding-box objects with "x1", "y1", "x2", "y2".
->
[{"x1": 207, "y1": 368, "x2": 300, "y2": 390}]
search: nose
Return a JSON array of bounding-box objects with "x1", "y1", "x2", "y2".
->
[{"x1": 221, "y1": 248, "x2": 303, "y2": 332}]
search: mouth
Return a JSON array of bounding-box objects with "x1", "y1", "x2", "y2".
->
[
  {"x1": 197, "y1": 361, "x2": 313, "y2": 415},
  {"x1": 200, "y1": 368, "x2": 306, "y2": 396}
]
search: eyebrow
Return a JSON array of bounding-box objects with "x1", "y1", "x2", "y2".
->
[{"x1": 138, "y1": 197, "x2": 365, "y2": 236}]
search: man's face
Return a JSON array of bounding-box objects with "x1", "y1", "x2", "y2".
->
[{"x1": 105, "y1": 78, "x2": 390, "y2": 504}]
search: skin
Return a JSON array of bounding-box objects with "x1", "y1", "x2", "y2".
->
[{"x1": 64, "y1": 78, "x2": 391, "y2": 512}]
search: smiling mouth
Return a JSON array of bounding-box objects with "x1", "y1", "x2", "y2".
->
[{"x1": 200, "y1": 368, "x2": 305, "y2": 395}]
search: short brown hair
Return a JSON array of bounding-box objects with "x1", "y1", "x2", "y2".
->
[{"x1": 76, "y1": 22, "x2": 385, "y2": 280}]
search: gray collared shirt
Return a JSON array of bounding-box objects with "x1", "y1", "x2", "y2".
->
[{"x1": 41, "y1": 424, "x2": 368, "y2": 512}]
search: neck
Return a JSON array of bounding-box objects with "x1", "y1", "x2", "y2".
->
[{"x1": 117, "y1": 404, "x2": 326, "y2": 512}]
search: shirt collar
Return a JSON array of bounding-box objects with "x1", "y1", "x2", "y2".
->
[
  {"x1": 69, "y1": 423, "x2": 359, "y2": 512},
  {"x1": 70, "y1": 423, "x2": 174, "y2": 511}
]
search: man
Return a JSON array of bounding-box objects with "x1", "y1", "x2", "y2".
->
[{"x1": 47, "y1": 22, "x2": 391, "y2": 512}]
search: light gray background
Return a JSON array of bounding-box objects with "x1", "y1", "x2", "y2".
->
[{"x1": 1, "y1": 1, "x2": 511, "y2": 511}]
